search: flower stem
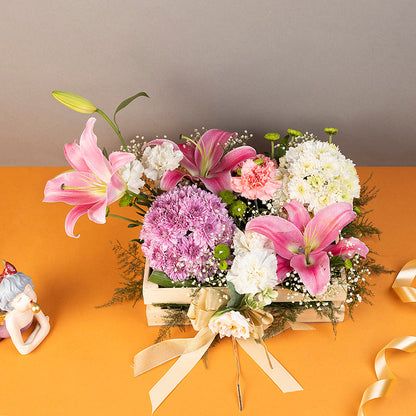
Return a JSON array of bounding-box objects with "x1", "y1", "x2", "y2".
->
[
  {"x1": 232, "y1": 336, "x2": 243, "y2": 411},
  {"x1": 108, "y1": 213, "x2": 141, "y2": 224},
  {"x1": 133, "y1": 203, "x2": 147, "y2": 215},
  {"x1": 144, "y1": 183, "x2": 157, "y2": 196},
  {"x1": 96, "y1": 108, "x2": 128, "y2": 151}
]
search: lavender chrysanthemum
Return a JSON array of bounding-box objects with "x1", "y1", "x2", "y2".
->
[{"x1": 141, "y1": 185, "x2": 235, "y2": 282}]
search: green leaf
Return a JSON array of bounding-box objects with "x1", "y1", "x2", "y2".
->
[
  {"x1": 102, "y1": 147, "x2": 109, "y2": 160},
  {"x1": 113, "y1": 92, "x2": 149, "y2": 126},
  {"x1": 226, "y1": 281, "x2": 244, "y2": 308},
  {"x1": 135, "y1": 193, "x2": 152, "y2": 206},
  {"x1": 149, "y1": 270, "x2": 194, "y2": 288},
  {"x1": 119, "y1": 193, "x2": 134, "y2": 207},
  {"x1": 211, "y1": 306, "x2": 235, "y2": 319},
  {"x1": 130, "y1": 238, "x2": 144, "y2": 244},
  {"x1": 330, "y1": 255, "x2": 345, "y2": 267},
  {"x1": 276, "y1": 134, "x2": 289, "y2": 159},
  {"x1": 127, "y1": 223, "x2": 139, "y2": 228}
]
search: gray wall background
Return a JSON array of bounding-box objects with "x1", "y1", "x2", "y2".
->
[{"x1": 1, "y1": 0, "x2": 415, "y2": 166}]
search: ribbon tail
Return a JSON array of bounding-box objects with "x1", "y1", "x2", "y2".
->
[
  {"x1": 357, "y1": 379, "x2": 395, "y2": 416},
  {"x1": 133, "y1": 339, "x2": 190, "y2": 376},
  {"x1": 357, "y1": 335, "x2": 416, "y2": 416},
  {"x1": 392, "y1": 259, "x2": 416, "y2": 303},
  {"x1": 236, "y1": 338, "x2": 302, "y2": 393},
  {"x1": 149, "y1": 334, "x2": 216, "y2": 413}
]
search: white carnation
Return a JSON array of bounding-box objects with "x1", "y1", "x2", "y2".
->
[
  {"x1": 141, "y1": 142, "x2": 183, "y2": 186},
  {"x1": 227, "y1": 249, "x2": 277, "y2": 295},
  {"x1": 233, "y1": 229, "x2": 275, "y2": 257},
  {"x1": 208, "y1": 311, "x2": 251, "y2": 339},
  {"x1": 119, "y1": 160, "x2": 145, "y2": 193}
]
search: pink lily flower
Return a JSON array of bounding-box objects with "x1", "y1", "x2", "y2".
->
[
  {"x1": 148, "y1": 129, "x2": 256, "y2": 194},
  {"x1": 43, "y1": 117, "x2": 134, "y2": 238},
  {"x1": 246, "y1": 200, "x2": 368, "y2": 296},
  {"x1": 325, "y1": 237, "x2": 369, "y2": 259}
]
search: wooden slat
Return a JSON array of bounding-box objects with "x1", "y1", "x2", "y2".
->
[
  {"x1": 143, "y1": 259, "x2": 347, "y2": 326},
  {"x1": 145, "y1": 304, "x2": 345, "y2": 327},
  {"x1": 143, "y1": 260, "x2": 348, "y2": 305}
]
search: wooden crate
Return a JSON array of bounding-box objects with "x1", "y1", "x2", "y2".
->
[{"x1": 143, "y1": 260, "x2": 348, "y2": 326}]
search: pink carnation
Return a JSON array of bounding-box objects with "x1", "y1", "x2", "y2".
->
[{"x1": 231, "y1": 155, "x2": 281, "y2": 201}]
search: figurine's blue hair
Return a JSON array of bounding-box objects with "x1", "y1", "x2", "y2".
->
[{"x1": 0, "y1": 273, "x2": 34, "y2": 312}]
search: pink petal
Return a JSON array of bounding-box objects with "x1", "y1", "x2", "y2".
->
[
  {"x1": 255, "y1": 180, "x2": 282, "y2": 202},
  {"x1": 79, "y1": 118, "x2": 112, "y2": 183},
  {"x1": 108, "y1": 151, "x2": 135, "y2": 173},
  {"x1": 65, "y1": 204, "x2": 93, "y2": 238},
  {"x1": 107, "y1": 173, "x2": 128, "y2": 204},
  {"x1": 146, "y1": 139, "x2": 180, "y2": 152},
  {"x1": 246, "y1": 216, "x2": 305, "y2": 260},
  {"x1": 304, "y1": 202, "x2": 356, "y2": 252},
  {"x1": 43, "y1": 171, "x2": 104, "y2": 205},
  {"x1": 160, "y1": 170, "x2": 188, "y2": 191},
  {"x1": 276, "y1": 255, "x2": 292, "y2": 283},
  {"x1": 64, "y1": 141, "x2": 89, "y2": 171},
  {"x1": 201, "y1": 173, "x2": 232, "y2": 194},
  {"x1": 282, "y1": 200, "x2": 311, "y2": 232},
  {"x1": 177, "y1": 143, "x2": 199, "y2": 175},
  {"x1": 326, "y1": 237, "x2": 369, "y2": 259},
  {"x1": 231, "y1": 176, "x2": 243, "y2": 193},
  {"x1": 211, "y1": 146, "x2": 257, "y2": 174},
  {"x1": 290, "y1": 252, "x2": 330, "y2": 296},
  {"x1": 87, "y1": 199, "x2": 108, "y2": 224},
  {"x1": 194, "y1": 130, "x2": 236, "y2": 172}
]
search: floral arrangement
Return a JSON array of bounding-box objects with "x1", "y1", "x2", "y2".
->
[{"x1": 44, "y1": 91, "x2": 388, "y2": 411}]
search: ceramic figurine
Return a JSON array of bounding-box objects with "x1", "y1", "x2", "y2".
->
[{"x1": 0, "y1": 261, "x2": 50, "y2": 354}]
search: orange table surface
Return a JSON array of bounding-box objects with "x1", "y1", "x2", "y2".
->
[{"x1": 0, "y1": 167, "x2": 415, "y2": 416}]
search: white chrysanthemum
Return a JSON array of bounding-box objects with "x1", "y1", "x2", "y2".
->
[
  {"x1": 119, "y1": 160, "x2": 145, "y2": 193},
  {"x1": 273, "y1": 140, "x2": 360, "y2": 214},
  {"x1": 208, "y1": 310, "x2": 251, "y2": 339},
  {"x1": 227, "y1": 249, "x2": 277, "y2": 295},
  {"x1": 233, "y1": 229, "x2": 275, "y2": 256},
  {"x1": 141, "y1": 142, "x2": 183, "y2": 185},
  {"x1": 287, "y1": 177, "x2": 313, "y2": 204}
]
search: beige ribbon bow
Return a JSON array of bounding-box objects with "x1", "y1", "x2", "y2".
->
[
  {"x1": 357, "y1": 260, "x2": 416, "y2": 415},
  {"x1": 134, "y1": 287, "x2": 311, "y2": 413}
]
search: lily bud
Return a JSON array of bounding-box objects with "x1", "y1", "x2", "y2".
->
[{"x1": 52, "y1": 91, "x2": 97, "y2": 114}]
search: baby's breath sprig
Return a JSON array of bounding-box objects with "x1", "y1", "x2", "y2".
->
[{"x1": 223, "y1": 130, "x2": 254, "y2": 153}]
